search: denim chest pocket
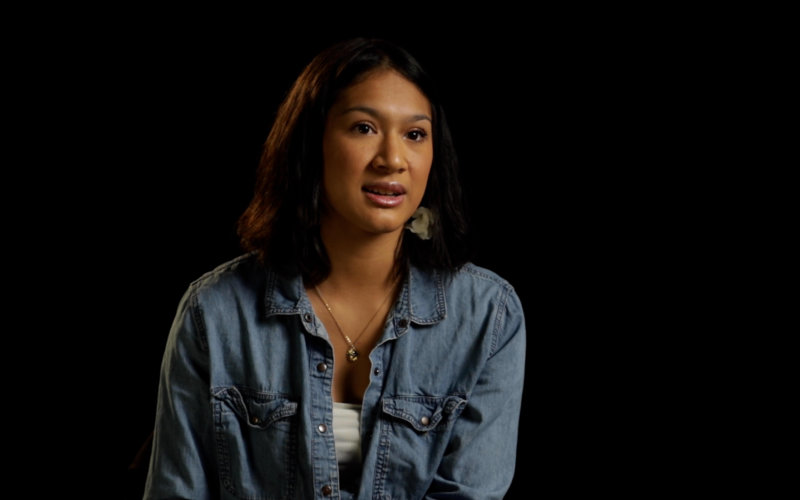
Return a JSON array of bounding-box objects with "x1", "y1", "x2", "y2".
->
[
  {"x1": 213, "y1": 386, "x2": 298, "y2": 500},
  {"x1": 378, "y1": 395, "x2": 467, "y2": 492}
]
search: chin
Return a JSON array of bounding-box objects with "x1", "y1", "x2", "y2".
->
[{"x1": 365, "y1": 222, "x2": 405, "y2": 236}]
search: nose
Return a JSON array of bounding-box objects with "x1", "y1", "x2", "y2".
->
[{"x1": 371, "y1": 134, "x2": 407, "y2": 173}]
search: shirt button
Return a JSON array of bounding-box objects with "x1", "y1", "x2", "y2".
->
[
  {"x1": 420, "y1": 416, "x2": 430, "y2": 425},
  {"x1": 317, "y1": 362, "x2": 328, "y2": 372},
  {"x1": 303, "y1": 313, "x2": 313, "y2": 322},
  {"x1": 321, "y1": 484, "x2": 332, "y2": 496},
  {"x1": 373, "y1": 368, "x2": 381, "y2": 376},
  {"x1": 251, "y1": 416, "x2": 261, "y2": 424},
  {"x1": 398, "y1": 318, "x2": 409, "y2": 328},
  {"x1": 318, "y1": 423, "x2": 327, "y2": 433}
]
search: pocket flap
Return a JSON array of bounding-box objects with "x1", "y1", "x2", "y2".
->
[
  {"x1": 214, "y1": 386, "x2": 298, "y2": 429},
  {"x1": 381, "y1": 395, "x2": 467, "y2": 432}
]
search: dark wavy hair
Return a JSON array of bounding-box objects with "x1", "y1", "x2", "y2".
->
[{"x1": 237, "y1": 37, "x2": 472, "y2": 285}]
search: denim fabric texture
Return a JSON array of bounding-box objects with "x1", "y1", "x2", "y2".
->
[{"x1": 143, "y1": 252, "x2": 526, "y2": 500}]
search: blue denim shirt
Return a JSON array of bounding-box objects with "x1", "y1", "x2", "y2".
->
[{"x1": 143, "y1": 253, "x2": 526, "y2": 499}]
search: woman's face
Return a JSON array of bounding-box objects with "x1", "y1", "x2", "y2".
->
[{"x1": 321, "y1": 68, "x2": 433, "y2": 239}]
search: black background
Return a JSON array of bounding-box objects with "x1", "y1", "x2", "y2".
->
[{"x1": 46, "y1": 12, "x2": 715, "y2": 498}]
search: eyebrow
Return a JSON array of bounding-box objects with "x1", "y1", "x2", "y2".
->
[{"x1": 340, "y1": 105, "x2": 432, "y2": 123}]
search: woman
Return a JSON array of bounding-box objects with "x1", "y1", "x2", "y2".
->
[{"x1": 144, "y1": 37, "x2": 526, "y2": 499}]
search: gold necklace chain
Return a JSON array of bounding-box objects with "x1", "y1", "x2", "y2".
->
[{"x1": 313, "y1": 282, "x2": 396, "y2": 362}]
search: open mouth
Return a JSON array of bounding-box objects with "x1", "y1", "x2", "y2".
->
[
  {"x1": 362, "y1": 182, "x2": 406, "y2": 196},
  {"x1": 362, "y1": 187, "x2": 403, "y2": 196},
  {"x1": 362, "y1": 182, "x2": 407, "y2": 207}
]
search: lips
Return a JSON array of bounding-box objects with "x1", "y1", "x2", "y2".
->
[{"x1": 362, "y1": 181, "x2": 406, "y2": 207}]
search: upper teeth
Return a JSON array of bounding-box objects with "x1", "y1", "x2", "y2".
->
[{"x1": 368, "y1": 188, "x2": 397, "y2": 195}]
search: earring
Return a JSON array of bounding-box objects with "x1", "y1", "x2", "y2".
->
[{"x1": 405, "y1": 207, "x2": 435, "y2": 240}]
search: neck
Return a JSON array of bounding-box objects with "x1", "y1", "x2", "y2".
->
[{"x1": 319, "y1": 224, "x2": 402, "y2": 292}]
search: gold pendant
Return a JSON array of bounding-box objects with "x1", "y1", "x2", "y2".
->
[{"x1": 346, "y1": 347, "x2": 359, "y2": 362}]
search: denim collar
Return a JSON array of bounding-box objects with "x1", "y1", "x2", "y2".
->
[{"x1": 262, "y1": 265, "x2": 447, "y2": 328}]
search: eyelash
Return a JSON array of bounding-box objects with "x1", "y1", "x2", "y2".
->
[
  {"x1": 353, "y1": 122, "x2": 429, "y2": 142},
  {"x1": 407, "y1": 130, "x2": 428, "y2": 142}
]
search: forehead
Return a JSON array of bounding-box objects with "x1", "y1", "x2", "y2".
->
[{"x1": 332, "y1": 69, "x2": 431, "y2": 115}]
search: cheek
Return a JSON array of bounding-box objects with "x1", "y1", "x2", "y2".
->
[
  {"x1": 415, "y1": 150, "x2": 433, "y2": 184},
  {"x1": 418, "y1": 143, "x2": 434, "y2": 172},
  {"x1": 325, "y1": 140, "x2": 370, "y2": 176}
]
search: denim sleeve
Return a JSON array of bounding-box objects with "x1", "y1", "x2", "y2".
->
[
  {"x1": 143, "y1": 285, "x2": 217, "y2": 500},
  {"x1": 426, "y1": 285, "x2": 527, "y2": 500}
]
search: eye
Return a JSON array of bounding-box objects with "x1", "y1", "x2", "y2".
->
[
  {"x1": 407, "y1": 129, "x2": 428, "y2": 142},
  {"x1": 353, "y1": 122, "x2": 375, "y2": 135}
]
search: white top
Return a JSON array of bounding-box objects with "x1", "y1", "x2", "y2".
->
[{"x1": 332, "y1": 402, "x2": 362, "y2": 468}]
